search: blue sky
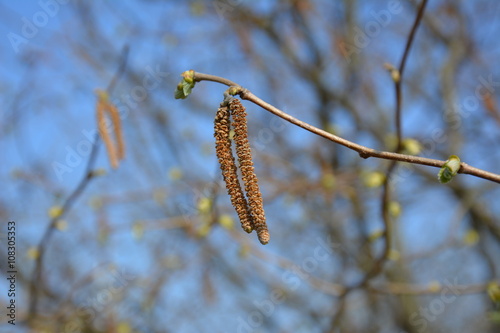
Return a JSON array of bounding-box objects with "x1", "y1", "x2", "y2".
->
[{"x1": 1, "y1": 1, "x2": 500, "y2": 332}]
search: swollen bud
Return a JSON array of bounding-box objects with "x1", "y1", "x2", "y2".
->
[
  {"x1": 181, "y1": 69, "x2": 195, "y2": 84},
  {"x1": 438, "y1": 155, "x2": 461, "y2": 184},
  {"x1": 383, "y1": 62, "x2": 400, "y2": 83},
  {"x1": 174, "y1": 70, "x2": 196, "y2": 99}
]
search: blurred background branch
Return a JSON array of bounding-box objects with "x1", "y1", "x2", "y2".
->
[{"x1": 1, "y1": 1, "x2": 500, "y2": 332}]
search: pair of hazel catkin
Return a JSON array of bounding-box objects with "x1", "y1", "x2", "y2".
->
[{"x1": 214, "y1": 98, "x2": 269, "y2": 245}]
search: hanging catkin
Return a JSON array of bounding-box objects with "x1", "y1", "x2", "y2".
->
[
  {"x1": 229, "y1": 99, "x2": 269, "y2": 245},
  {"x1": 96, "y1": 90, "x2": 125, "y2": 169},
  {"x1": 214, "y1": 105, "x2": 254, "y2": 233},
  {"x1": 97, "y1": 98, "x2": 118, "y2": 168}
]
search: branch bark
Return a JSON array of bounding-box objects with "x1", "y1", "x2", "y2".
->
[{"x1": 191, "y1": 71, "x2": 500, "y2": 184}]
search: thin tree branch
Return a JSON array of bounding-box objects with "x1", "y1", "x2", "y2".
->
[
  {"x1": 395, "y1": 0, "x2": 429, "y2": 147},
  {"x1": 368, "y1": 279, "x2": 500, "y2": 296},
  {"x1": 191, "y1": 71, "x2": 500, "y2": 184},
  {"x1": 28, "y1": 45, "x2": 129, "y2": 323},
  {"x1": 28, "y1": 143, "x2": 100, "y2": 321},
  {"x1": 106, "y1": 45, "x2": 129, "y2": 94},
  {"x1": 358, "y1": 0, "x2": 430, "y2": 291}
]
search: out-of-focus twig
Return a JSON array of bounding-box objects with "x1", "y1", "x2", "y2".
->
[
  {"x1": 394, "y1": 0, "x2": 429, "y2": 147},
  {"x1": 353, "y1": 0, "x2": 430, "y2": 292},
  {"x1": 28, "y1": 143, "x2": 100, "y2": 322},
  {"x1": 28, "y1": 45, "x2": 129, "y2": 323}
]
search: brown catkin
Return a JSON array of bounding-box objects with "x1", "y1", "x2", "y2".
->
[
  {"x1": 96, "y1": 93, "x2": 126, "y2": 169},
  {"x1": 229, "y1": 99, "x2": 270, "y2": 245},
  {"x1": 108, "y1": 103, "x2": 125, "y2": 161},
  {"x1": 214, "y1": 105, "x2": 254, "y2": 233},
  {"x1": 97, "y1": 99, "x2": 119, "y2": 169}
]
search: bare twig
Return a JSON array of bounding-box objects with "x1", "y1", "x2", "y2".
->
[
  {"x1": 191, "y1": 71, "x2": 500, "y2": 184},
  {"x1": 106, "y1": 45, "x2": 129, "y2": 93},
  {"x1": 395, "y1": 0, "x2": 429, "y2": 147},
  {"x1": 357, "y1": 0, "x2": 430, "y2": 290},
  {"x1": 369, "y1": 279, "x2": 500, "y2": 296},
  {"x1": 28, "y1": 45, "x2": 129, "y2": 323},
  {"x1": 28, "y1": 144, "x2": 100, "y2": 321}
]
